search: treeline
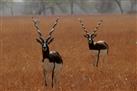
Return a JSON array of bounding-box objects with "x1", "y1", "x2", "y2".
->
[{"x1": 0, "y1": 0, "x2": 136, "y2": 16}]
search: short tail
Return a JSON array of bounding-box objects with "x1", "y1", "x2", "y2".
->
[
  {"x1": 104, "y1": 42, "x2": 109, "y2": 55},
  {"x1": 107, "y1": 45, "x2": 109, "y2": 55}
]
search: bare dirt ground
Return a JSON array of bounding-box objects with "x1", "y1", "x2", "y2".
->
[{"x1": 0, "y1": 15, "x2": 137, "y2": 91}]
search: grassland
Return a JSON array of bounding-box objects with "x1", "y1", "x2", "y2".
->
[{"x1": 0, "y1": 15, "x2": 137, "y2": 91}]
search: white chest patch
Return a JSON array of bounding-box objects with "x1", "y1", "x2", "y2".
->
[
  {"x1": 91, "y1": 49, "x2": 108, "y2": 56},
  {"x1": 95, "y1": 40, "x2": 105, "y2": 44},
  {"x1": 50, "y1": 51, "x2": 56, "y2": 54}
]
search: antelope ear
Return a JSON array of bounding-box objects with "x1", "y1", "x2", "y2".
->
[
  {"x1": 47, "y1": 38, "x2": 54, "y2": 44},
  {"x1": 36, "y1": 38, "x2": 43, "y2": 45},
  {"x1": 83, "y1": 34, "x2": 87, "y2": 38},
  {"x1": 93, "y1": 34, "x2": 97, "y2": 38}
]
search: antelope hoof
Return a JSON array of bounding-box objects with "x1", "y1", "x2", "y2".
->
[
  {"x1": 42, "y1": 59, "x2": 44, "y2": 62},
  {"x1": 45, "y1": 81, "x2": 47, "y2": 86}
]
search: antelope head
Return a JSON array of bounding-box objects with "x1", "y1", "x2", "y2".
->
[
  {"x1": 79, "y1": 19, "x2": 103, "y2": 43},
  {"x1": 32, "y1": 17, "x2": 59, "y2": 51}
]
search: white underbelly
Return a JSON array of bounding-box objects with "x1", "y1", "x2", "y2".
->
[
  {"x1": 43, "y1": 59, "x2": 63, "y2": 73},
  {"x1": 43, "y1": 59, "x2": 54, "y2": 72},
  {"x1": 91, "y1": 49, "x2": 108, "y2": 55}
]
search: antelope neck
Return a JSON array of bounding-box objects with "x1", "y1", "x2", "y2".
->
[
  {"x1": 88, "y1": 40, "x2": 95, "y2": 49},
  {"x1": 42, "y1": 46, "x2": 50, "y2": 59}
]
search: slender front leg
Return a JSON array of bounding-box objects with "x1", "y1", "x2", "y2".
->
[
  {"x1": 43, "y1": 69, "x2": 47, "y2": 86},
  {"x1": 52, "y1": 63, "x2": 55, "y2": 88},
  {"x1": 96, "y1": 50, "x2": 100, "y2": 67},
  {"x1": 92, "y1": 55, "x2": 96, "y2": 66},
  {"x1": 42, "y1": 58, "x2": 44, "y2": 62}
]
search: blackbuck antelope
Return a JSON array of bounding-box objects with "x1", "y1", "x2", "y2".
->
[
  {"x1": 79, "y1": 19, "x2": 109, "y2": 67},
  {"x1": 32, "y1": 17, "x2": 63, "y2": 88}
]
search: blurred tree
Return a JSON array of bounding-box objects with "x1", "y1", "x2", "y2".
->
[
  {"x1": 0, "y1": 0, "x2": 14, "y2": 16},
  {"x1": 23, "y1": 0, "x2": 55, "y2": 15},
  {"x1": 38, "y1": 0, "x2": 46, "y2": 15},
  {"x1": 0, "y1": 0, "x2": 4, "y2": 10},
  {"x1": 114, "y1": 0, "x2": 123, "y2": 14},
  {"x1": 55, "y1": 1, "x2": 67, "y2": 13},
  {"x1": 78, "y1": 0, "x2": 87, "y2": 13},
  {"x1": 95, "y1": 0, "x2": 115, "y2": 13},
  {"x1": 129, "y1": 0, "x2": 136, "y2": 13},
  {"x1": 54, "y1": 0, "x2": 74, "y2": 15},
  {"x1": 70, "y1": 0, "x2": 74, "y2": 15}
]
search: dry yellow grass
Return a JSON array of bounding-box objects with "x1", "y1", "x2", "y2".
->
[{"x1": 0, "y1": 15, "x2": 137, "y2": 91}]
